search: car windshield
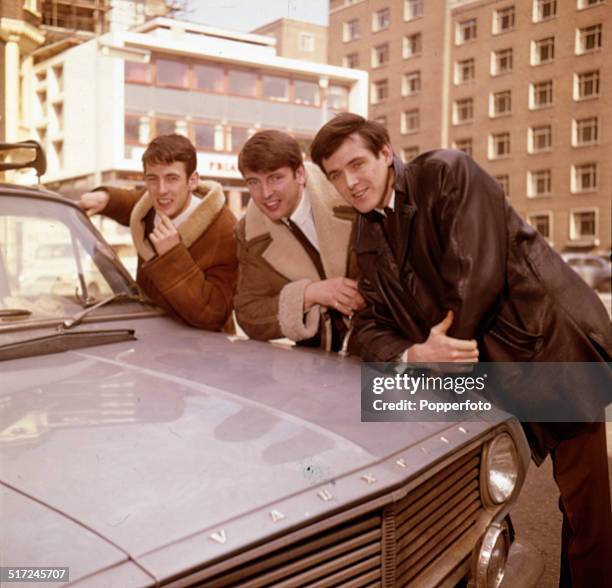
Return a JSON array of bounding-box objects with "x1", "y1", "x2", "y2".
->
[{"x1": 0, "y1": 193, "x2": 142, "y2": 325}]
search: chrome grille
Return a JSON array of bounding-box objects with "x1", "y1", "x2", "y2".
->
[
  {"x1": 393, "y1": 446, "x2": 483, "y2": 587},
  {"x1": 198, "y1": 513, "x2": 383, "y2": 587},
  {"x1": 177, "y1": 446, "x2": 485, "y2": 587}
]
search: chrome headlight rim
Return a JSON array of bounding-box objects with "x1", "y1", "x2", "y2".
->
[
  {"x1": 474, "y1": 522, "x2": 511, "y2": 588},
  {"x1": 482, "y1": 432, "x2": 519, "y2": 506}
]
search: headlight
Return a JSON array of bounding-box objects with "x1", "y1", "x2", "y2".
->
[
  {"x1": 473, "y1": 522, "x2": 510, "y2": 588},
  {"x1": 484, "y1": 433, "x2": 518, "y2": 504}
]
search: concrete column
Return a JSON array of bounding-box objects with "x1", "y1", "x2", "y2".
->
[{"x1": 4, "y1": 35, "x2": 20, "y2": 142}]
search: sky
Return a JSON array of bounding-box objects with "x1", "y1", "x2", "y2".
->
[{"x1": 186, "y1": 0, "x2": 329, "y2": 33}]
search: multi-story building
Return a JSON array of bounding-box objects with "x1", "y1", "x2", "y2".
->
[
  {"x1": 0, "y1": 0, "x2": 45, "y2": 143},
  {"x1": 252, "y1": 18, "x2": 328, "y2": 63},
  {"x1": 29, "y1": 17, "x2": 367, "y2": 216},
  {"x1": 328, "y1": 0, "x2": 610, "y2": 253}
]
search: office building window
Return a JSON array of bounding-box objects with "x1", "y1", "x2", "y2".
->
[
  {"x1": 403, "y1": 33, "x2": 422, "y2": 58},
  {"x1": 343, "y1": 19, "x2": 361, "y2": 42},
  {"x1": 404, "y1": 0, "x2": 424, "y2": 20},
  {"x1": 574, "y1": 70, "x2": 600, "y2": 99},
  {"x1": 491, "y1": 90, "x2": 512, "y2": 116},
  {"x1": 492, "y1": 48, "x2": 513, "y2": 75},
  {"x1": 125, "y1": 62, "x2": 152, "y2": 84},
  {"x1": 194, "y1": 64, "x2": 224, "y2": 92},
  {"x1": 156, "y1": 59, "x2": 189, "y2": 88},
  {"x1": 294, "y1": 80, "x2": 320, "y2": 106},
  {"x1": 578, "y1": 0, "x2": 604, "y2": 7},
  {"x1": 533, "y1": 0, "x2": 557, "y2": 21},
  {"x1": 576, "y1": 24, "x2": 602, "y2": 53},
  {"x1": 528, "y1": 169, "x2": 552, "y2": 196},
  {"x1": 228, "y1": 127, "x2": 249, "y2": 152},
  {"x1": 372, "y1": 43, "x2": 390, "y2": 68},
  {"x1": 401, "y1": 146, "x2": 420, "y2": 161},
  {"x1": 327, "y1": 85, "x2": 349, "y2": 110},
  {"x1": 570, "y1": 210, "x2": 596, "y2": 240},
  {"x1": 528, "y1": 212, "x2": 552, "y2": 240},
  {"x1": 531, "y1": 37, "x2": 555, "y2": 65},
  {"x1": 455, "y1": 58, "x2": 475, "y2": 84},
  {"x1": 192, "y1": 122, "x2": 217, "y2": 150},
  {"x1": 456, "y1": 18, "x2": 477, "y2": 44},
  {"x1": 125, "y1": 114, "x2": 150, "y2": 144},
  {"x1": 402, "y1": 71, "x2": 421, "y2": 96},
  {"x1": 454, "y1": 98, "x2": 474, "y2": 124},
  {"x1": 372, "y1": 79, "x2": 389, "y2": 104},
  {"x1": 572, "y1": 163, "x2": 598, "y2": 192},
  {"x1": 495, "y1": 175, "x2": 510, "y2": 197},
  {"x1": 529, "y1": 125, "x2": 552, "y2": 152},
  {"x1": 453, "y1": 138, "x2": 473, "y2": 156},
  {"x1": 530, "y1": 80, "x2": 553, "y2": 108},
  {"x1": 489, "y1": 132, "x2": 511, "y2": 158},
  {"x1": 298, "y1": 32, "x2": 315, "y2": 52},
  {"x1": 494, "y1": 6, "x2": 516, "y2": 34},
  {"x1": 344, "y1": 53, "x2": 359, "y2": 69},
  {"x1": 573, "y1": 117, "x2": 599, "y2": 146},
  {"x1": 373, "y1": 7, "x2": 391, "y2": 31},
  {"x1": 401, "y1": 109, "x2": 420, "y2": 133},
  {"x1": 262, "y1": 75, "x2": 289, "y2": 101},
  {"x1": 228, "y1": 69, "x2": 257, "y2": 97}
]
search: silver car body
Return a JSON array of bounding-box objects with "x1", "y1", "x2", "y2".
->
[{"x1": 0, "y1": 180, "x2": 543, "y2": 587}]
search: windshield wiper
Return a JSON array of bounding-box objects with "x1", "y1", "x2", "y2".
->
[
  {"x1": 60, "y1": 292, "x2": 142, "y2": 330},
  {"x1": 0, "y1": 308, "x2": 32, "y2": 320},
  {"x1": 0, "y1": 329, "x2": 136, "y2": 361}
]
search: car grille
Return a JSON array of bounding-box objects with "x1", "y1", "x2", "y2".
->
[{"x1": 183, "y1": 446, "x2": 483, "y2": 587}]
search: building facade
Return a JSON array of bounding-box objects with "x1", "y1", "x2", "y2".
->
[
  {"x1": 252, "y1": 18, "x2": 328, "y2": 64},
  {"x1": 328, "y1": 0, "x2": 610, "y2": 253},
  {"x1": 28, "y1": 17, "x2": 367, "y2": 216}
]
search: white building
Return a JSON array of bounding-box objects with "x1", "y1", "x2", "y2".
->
[{"x1": 30, "y1": 17, "x2": 368, "y2": 216}]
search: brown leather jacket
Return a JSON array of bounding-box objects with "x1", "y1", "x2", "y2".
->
[
  {"x1": 100, "y1": 181, "x2": 237, "y2": 332},
  {"x1": 351, "y1": 152, "x2": 611, "y2": 455}
]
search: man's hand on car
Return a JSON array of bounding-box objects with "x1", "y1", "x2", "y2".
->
[
  {"x1": 149, "y1": 213, "x2": 181, "y2": 256},
  {"x1": 78, "y1": 190, "x2": 110, "y2": 217},
  {"x1": 304, "y1": 277, "x2": 366, "y2": 317},
  {"x1": 406, "y1": 310, "x2": 479, "y2": 362}
]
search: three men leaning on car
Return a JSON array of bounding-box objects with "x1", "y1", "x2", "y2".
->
[
  {"x1": 79, "y1": 134, "x2": 237, "y2": 332},
  {"x1": 234, "y1": 130, "x2": 365, "y2": 352}
]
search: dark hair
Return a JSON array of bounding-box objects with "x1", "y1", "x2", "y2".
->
[
  {"x1": 238, "y1": 130, "x2": 303, "y2": 175},
  {"x1": 142, "y1": 134, "x2": 197, "y2": 177},
  {"x1": 310, "y1": 113, "x2": 391, "y2": 170}
]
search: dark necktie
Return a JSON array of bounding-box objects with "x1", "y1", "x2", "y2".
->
[
  {"x1": 286, "y1": 219, "x2": 326, "y2": 280},
  {"x1": 382, "y1": 207, "x2": 399, "y2": 258}
]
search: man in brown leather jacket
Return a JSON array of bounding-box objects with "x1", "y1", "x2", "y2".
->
[
  {"x1": 78, "y1": 134, "x2": 237, "y2": 331},
  {"x1": 311, "y1": 113, "x2": 611, "y2": 587}
]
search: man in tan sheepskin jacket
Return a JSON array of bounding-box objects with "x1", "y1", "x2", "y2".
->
[
  {"x1": 235, "y1": 130, "x2": 364, "y2": 352},
  {"x1": 78, "y1": 134, "x2": 237, "y2": 332}
]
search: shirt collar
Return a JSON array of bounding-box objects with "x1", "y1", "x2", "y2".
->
[
  {"x1": 288, "y1": 187, "x2": 310, "y2": 225},
  {"x1": 374, "y1": 190, "x2": 396, "y2": 217},
  {"x1": 154, "y1": 193, "x2": 198, "y2": 228}
]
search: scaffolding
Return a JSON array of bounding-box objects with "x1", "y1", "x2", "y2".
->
[{"x1": 41, "y1": 0, "x2": 110, "y2": 35}]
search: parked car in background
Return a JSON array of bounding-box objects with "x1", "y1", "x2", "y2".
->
[
  {"x1": 561, "y1": 252, "x2": 611, "y2": 292},
  {"x1": 0, "y1": 142, "x2": 543, "y2": 587}
]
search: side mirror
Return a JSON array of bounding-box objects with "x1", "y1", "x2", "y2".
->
[{"x1": 0, "y1": 140, "x2": 47, "y2": 178}]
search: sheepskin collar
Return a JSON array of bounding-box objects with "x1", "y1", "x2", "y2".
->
[
  {"x1": 244, "y1": 162, "x2": 353, "y2": 282},
  {"x1": 130, "y1": 180, "x2": 225, "y2": 261}
]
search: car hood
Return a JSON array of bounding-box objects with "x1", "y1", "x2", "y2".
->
[{"x1": 0, "y1": 317, "x2": 492, "y2": 583}]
